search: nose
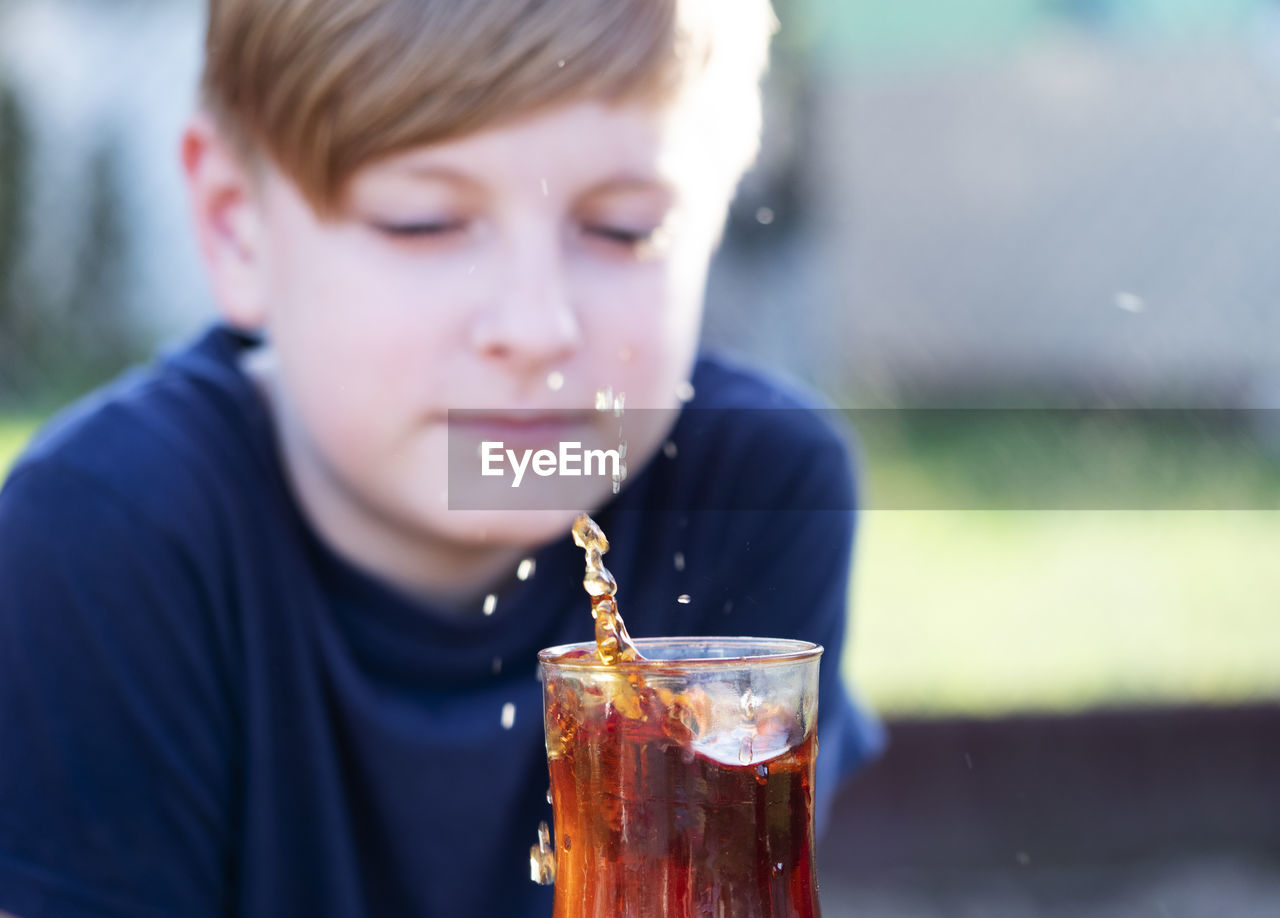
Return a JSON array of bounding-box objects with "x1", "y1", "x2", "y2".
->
[{"x1": 469, "y1": 230, "x2": 582, "y2": 372}]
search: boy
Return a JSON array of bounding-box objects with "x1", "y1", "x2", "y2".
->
[{"x1": 0, "y1": 1, "x2": 882, "y2": 916}]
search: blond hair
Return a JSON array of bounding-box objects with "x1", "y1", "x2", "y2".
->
[{"x1": 201, "y1": 0, "x2": 777, "y2": 214}]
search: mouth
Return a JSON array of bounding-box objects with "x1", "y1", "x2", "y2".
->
[{"x1": 446, "y1": 411, "x2": 600, "y2": 449}]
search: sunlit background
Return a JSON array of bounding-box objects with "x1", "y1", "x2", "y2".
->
[{"x1": 2, "y1": 0, "x2": 1279, "y2": 914}]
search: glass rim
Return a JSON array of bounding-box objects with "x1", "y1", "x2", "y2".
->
[{"x1": 537, "y1": 636, "x2": 823, "y2": 671}]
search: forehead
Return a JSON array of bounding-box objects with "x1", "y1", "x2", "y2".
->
[{"x1": 345, "y1": 99, "x2": 707, "y2": 203}]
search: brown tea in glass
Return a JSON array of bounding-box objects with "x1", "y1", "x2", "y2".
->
[{"x1": 532, "y1": 516, "x2": 823, "y2": 917}]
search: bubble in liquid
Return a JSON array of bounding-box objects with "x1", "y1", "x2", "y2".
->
[
  {"x1": 662, "y1": 440, "x2": 678, "y2": 459},
  {"x1": 562, "y1": 834, "x2": 572, "y2": 852},
  {"x1": 675, "y1": 381, "x2": 695, "y2": 403},
  {"x1": 516, "y1": 558, "x2": 536, "y2": 581},
  {"x1": 772, "y1": 862, "x2": 784, "y2": 877},
  {"x1": 546, "y1": 370, "x2": 565, "y2": 391},
  {"x1": 756, "y1": 763, "x2": 770, "y2": 785},
  {"x1": 501, "y1": 702, "x2": 516, "y2": 729},
  {"x1": 483, "y1": 593, "x2": 498, "y2": 616},
  {"x1": 673, "y1": 551, "x2": 685, "y2": 571},
  {"x1": 740, "y1": 690, "x2": 758, "y2": 719},
  {"x1": 756, "y1": 206, "x2": 775, "y2": 225},
  {"x1": 676, "y1": 594, "x2": 691, "y2": 604}
]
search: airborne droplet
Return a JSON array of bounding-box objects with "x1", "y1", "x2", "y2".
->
[
  {"x1": 517, "y1": 558, "x2": 536, "y2": 581},
  {"x1": 501, "y1": 702, "x2": 516, "y2": 729},
  {"x1": 676, "y1": 594, "x2": 691, "y2": 605},
  {"x1": 673, "y1": 551, "x2": 685, "y2": 571},
  {"x1": 662, "y1": 441, "x2": 678, "y2": 459},
  {"x1": 546, "y1": 370, "x2": 565, "y2": 391},
  {"x1": 492, "y1": 657, "x2": 503, "y2": 675},
  {"x1": 594, "y1": 386, "x2": 613, "y2": 412},
  {"x1": 483, "y1": 593, "x2": 498, "y2": 616},
  {"x1": 675, "y1": 381, "x2": 695, "y2": 403},
  {"x1": 756, "y1": 206, "x2": 775, "y2": 225},
  {"x1": 1114, "y1": 291, "x2": 1145, "y2": 314}
]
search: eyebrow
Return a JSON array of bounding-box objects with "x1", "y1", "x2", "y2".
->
[{"x1": 386, "y1": 163, "x2": 486, "y2": 192}]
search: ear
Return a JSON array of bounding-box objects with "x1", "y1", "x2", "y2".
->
[{"x1": 181, "y1": 110, "x2": 268, "y2": 330}]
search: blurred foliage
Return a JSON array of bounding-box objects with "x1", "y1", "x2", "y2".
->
[{"x1": 0, "y1": 76, "x2": 145, "y2": 404}]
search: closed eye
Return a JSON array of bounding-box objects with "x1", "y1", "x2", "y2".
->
[
  {"x1": 372, "y1": 220, "x2": 465, "y2": 238},
  {"x1": 585, "y1": 225, "x2": 658, "y2": 247}
]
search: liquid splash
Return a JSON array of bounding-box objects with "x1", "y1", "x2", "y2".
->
[{"x1": 571, "y1": 513, "x2": 643, "y2": 664}]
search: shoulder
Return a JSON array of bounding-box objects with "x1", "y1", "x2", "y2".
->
[{"x1": 661, "y1": 351, "x2": 857, "y2": 513}]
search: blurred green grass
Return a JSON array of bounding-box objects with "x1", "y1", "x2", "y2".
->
[
  {"x1": 846, "y1": 509, "x2": 1280, "y2": 717},
  {"x1": 0, "y1": 413, "x2": 38, "y2": 479},
  {"x1": 4, "y1": 407, "x2": 1277, "y2": 716}
]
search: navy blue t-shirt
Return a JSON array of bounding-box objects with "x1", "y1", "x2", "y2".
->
[{"x1": 0, "y1": 326, "x2": 883, "y2": 918}]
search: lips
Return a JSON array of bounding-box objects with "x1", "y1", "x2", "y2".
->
[{"x1": 447, "y1": 411, "x2": 599, "y2": 450}]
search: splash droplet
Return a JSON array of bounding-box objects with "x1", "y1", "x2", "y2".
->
[
  {"x1": 530, "y1": 820, "x2": 556, "y2": 885},
  {"x1": 673, "y1": 551, "x2": 685, "y2": 571},
  {"x1": 546, "y1": 370, "x2": 565, "y2": 391},
  {"x1": 517, "y1": 558, "x2": 536, "y2": 581},
  {"x1": 483, "y1": 593, "x2": 498, "y2": 616},
  {"x1": 756, "y1": 206, "x2": 775, "y2": 225},
  {"x1": 501, "y1": 702, "x2": 516, "y2": 729},
  {"x1": 675, "y1": 381, "x2": 695, "y2": 403},
  {"x1": 676, "y1": 593, "x2": 691, "y2": 604},
  {"x1": 1114, "y1": 291, "x2": 1145, "y2": 313}
]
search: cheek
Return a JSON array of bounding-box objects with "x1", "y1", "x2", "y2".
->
[
  {"x1": 573, "y1": 258, "x2": 705, "y2": 401},
  {"x1": 265, "y1": 238, "x2": 461, "y2": 444}
]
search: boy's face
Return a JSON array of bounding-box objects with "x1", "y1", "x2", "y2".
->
[{"x1": 188, "y1": 99, "x2": 734, "y2": 573}]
